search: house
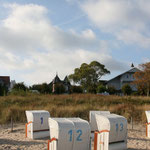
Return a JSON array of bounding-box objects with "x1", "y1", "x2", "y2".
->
[
  {"x1": 0, "y1": 76, "x2": 10, "y2": 89},
  {"x1": 107, "y1": 67, "x2": 140, "y2": 92},
  {"x1": 50, "y1": 74, "x2": 71, "y2": 93}
]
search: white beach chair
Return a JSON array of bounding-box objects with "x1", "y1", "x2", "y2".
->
[
  {"x1": 25, "y1": 110, "x2": 50, "y2": 139},
  {"x1": 89, "y1": 111, "x2": 110, "y2": 132},
  {"x1": 48, "y1": 118, "x2": 91, "y2": 150},
  {"x1": 145, "y1": 111, "x2": 150, "y2": 137},
  {"x1": 94, "y1": 113, "x2": 127, "y2": 150}
]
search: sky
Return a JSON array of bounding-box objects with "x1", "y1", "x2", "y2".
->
[{"x1": 0, "y1": 0, "x2": 150, "y2": 86}]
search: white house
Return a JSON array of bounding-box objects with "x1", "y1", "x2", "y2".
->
[{"x1": 107, "y1": 67, "x2": 140, "y2": 92}]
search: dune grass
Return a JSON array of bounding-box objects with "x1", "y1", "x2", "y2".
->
[{"x1": 0, "y1": 93, "x2": 150, "y2": 124}]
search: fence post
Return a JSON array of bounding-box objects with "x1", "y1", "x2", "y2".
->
[
  {"x1": 146, "y1": 139, "x2": 148, "y2": 150},
  {"x1": 11, "y1": 117, "x2": 13, "y2": 132},
  {"x1": 131, "y1": 117, "x2": 133, "y2": 130}
]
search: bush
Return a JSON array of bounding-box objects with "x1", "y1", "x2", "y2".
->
[
  {"x1": 122, "y1": 84, "x2": 132, "y2": 95},
  {"x1": 107, "y1": 86, "x2": 116, "y2": 95},
  {"x1": 40, "y1": 83, "x2": 50, "y2": 94},
  {"x1": 97, "y1": 84, "x2": 106, "y2": 93},
  {"x1": 9, "y1": 89, "x2": 28, "y2": 96},
  {"x1": 30, "y1": 83, "x2": 51, "y2": 94},
  {"x1": 0, "y1": 84, "x2": 8, "y2": 96},
  {"x1": 87, "y1": 86, "x2": 97, "y2": 93},
  {"x1": 12, "y1": 82, "x2": 28, "y2": 91},
  {"x1": 71, "y1": 86, "x2": 83, "y2": 93},
  {"x1": 132, "y1": 91, "x2": 139, "y2": 96},
  {"x1": 54, "y1": 83, "x2": 65, "y2": 94}
]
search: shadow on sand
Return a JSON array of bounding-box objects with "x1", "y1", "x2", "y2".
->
[{"x1": 0, "y1": 138, "x2": 46, "y2": 146}]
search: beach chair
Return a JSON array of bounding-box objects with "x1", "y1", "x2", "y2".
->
[
  {"x1": 89, "y1": 110, "x2": 110, "y2": 141},
  {"x1": 25, "y1": 110, "x2": 50, "y2": 139},
  {"x1": 48, "y1": 118, "x2": 91, "y2": 150},
  {"x1": 94, "y1": 113, "x2": 127, "y2": 150},
  {"x1": 89, "y1": 111, "x2": 110, "y2": 132},
  {"x1": 145, "y1": 111, "x2": 150, "y2": 137}
]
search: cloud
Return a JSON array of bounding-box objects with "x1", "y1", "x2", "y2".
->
[
  {"x1": 0, "y1": 3, "x2": 128, "y2": 85},
  {"x1": 117, "y1": 29, "x2": 150, "y2": 48},
  {"x1": 1, "y1": 4, "x2": 104, "y2": 52},
  {"x1": 81, "y1": 0, "x2": 150, "y2": 48}
]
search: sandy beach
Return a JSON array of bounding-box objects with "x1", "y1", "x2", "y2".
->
[{"x1": 0, "y1": 123, "x2": 150, "y2": 150}]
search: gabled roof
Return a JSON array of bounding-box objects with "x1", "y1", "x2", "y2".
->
[
  {"x1": 63, "y1": 76, "x2": 70, "y2": 84},
  {"x1": 107, "y1": 67, "x2": 140, "y2": 82},
  {"x1": 53, "y1": 75, "x2": 61, "y2": 84}
]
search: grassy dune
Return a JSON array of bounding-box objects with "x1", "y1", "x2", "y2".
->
[{"x1": 0, "y1": 94, "x2": 150, "y2": 124}]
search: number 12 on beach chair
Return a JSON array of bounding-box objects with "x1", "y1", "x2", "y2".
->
[{"x1": 48, "y1": 118, "x2": 91, "y2": 150}]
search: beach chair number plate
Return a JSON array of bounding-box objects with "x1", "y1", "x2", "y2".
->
[
  {"x1": 116, "y1": 123, "x2": 123, "y2": 132},
  {"x1": 40, "y1": 117, "x2": 43, "y2": 125},
  {"x1": 68, "y1": 129, "x2": 82, "y2": 142}
]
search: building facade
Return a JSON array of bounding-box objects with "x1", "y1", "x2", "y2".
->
[
  {"x1": 0, "y1": 76, "x2": 10, "y2": 88},
  {"x1": 50, "y1": 75, "x2": 71, "y2": 94},
  {"x1": 107, "y1": 67, "x2": 140, "y2": 92}
]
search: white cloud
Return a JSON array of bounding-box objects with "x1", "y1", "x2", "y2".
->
[
  {"x1": 0, "y1": 3, "x2": 128, "y2": 85},
  {"x1": 117, "y1": 29, "x2": 150, "y2": 48},
  {"x1": 81, "y1": 29, "x2": 96, "y2": 39},
  {"x1": 0, "y1": 4, "x2": 106, "y2": 52},
  {"x1": 81, "y1": 0, "x2": 150, "y2": 48}
]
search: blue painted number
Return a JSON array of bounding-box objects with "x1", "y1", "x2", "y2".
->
[
  {"x1": 68, "y1": 130, "x2": 73, "y2": 142},
  {"x1": 116, "y1": 123, "x2": 124, "y2": 132},
  {"x1": 120, "y1": 123, "x2": 123, "y2": 131},
  {"x1": 68, "y1": 129, "x2": 82, "y2": 142},
  {"x1": 76, "y1": 130, "x2": 82, "y2": 141},
  {"x1": 40, "y1": 117, "x2": 43, "y2": 125},
  {"x1": 116, "y1": 123, "x2": 119, "y2": 132}
]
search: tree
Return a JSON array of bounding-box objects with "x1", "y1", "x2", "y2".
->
[
  {"x1": 31, "y1": 83, "x2": 50, "y2": 94},
  {"x1": 97, "y1": 84, "x2": 106, "y2": 93},
  {"x1": 12, "y1": 82, "x2": 28, "y2": 91},
  {"x1": 134, "y1": 62, "x2": 150, "y2": 96},
  {"x1": 122, "y1": 84, "x2": 132, "y2": 95},
  {"x1": 69, "y1": 61, "x2": 110, "y2": 93}
]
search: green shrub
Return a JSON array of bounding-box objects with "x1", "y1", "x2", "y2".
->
[
  {"x1": 71, "y1": 86, "x2": 83, "y2": 93},
  {"x1": 122, "y1": 84, "x2": 132, "y2": 95},
  {"x1": 31, "y1": 83, "x2": 50, "y2": 94},
  {"x1": 12, "y1": 82, "x2": 28, "y2": 91},
  {"x1": 97, "y1": 84, "x2": 106, "y2": 93},
  {"x1": 9, "y1": 89, "x2": 28, "y2": 96},
  {"x1": 0, "y1": 84, "x2": 8, "y2": 96},
  {"x1": 54, "y1": 83, "x2": 65, "y2": 94},
  {"x1": 107, "y1": 86, "x2": 116, "y2": 95}
]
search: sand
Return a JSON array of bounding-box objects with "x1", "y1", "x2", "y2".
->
[{"x1": 0, "y1": 123, "x2": 150, "y2": 150}]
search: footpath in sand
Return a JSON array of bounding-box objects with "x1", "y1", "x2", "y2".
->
[{"x1": 0, "y1": 123, "x2": 150, "y2": 150}]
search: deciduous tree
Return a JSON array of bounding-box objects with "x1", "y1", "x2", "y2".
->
[
  {"x1": 134, "y1": 62, "x2": 150, "y2": 96},
  {"x1": 69, "y1": 61, "x2": 110, "y2": 93}
]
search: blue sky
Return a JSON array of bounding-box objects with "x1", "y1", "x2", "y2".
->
[{"x1": 0, "y1": 0, "x2": 150, "y2": 85}]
